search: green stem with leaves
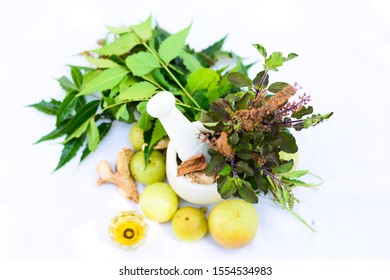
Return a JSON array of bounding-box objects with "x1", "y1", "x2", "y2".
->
[{"x1": 141, "y1": 42, "x2": 201, "y2": 109}]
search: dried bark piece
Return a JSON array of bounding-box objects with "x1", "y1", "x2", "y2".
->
[
  {"x1": 177, "y1": 154, "x2": 207, "y2": 177},
  {"x1": 185, "y1": 171, "x2": 215, "y2": 185}
]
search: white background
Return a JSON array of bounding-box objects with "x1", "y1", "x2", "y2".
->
[{"x1": 0, "y1": 0, "x2": 389, "y2": 260}]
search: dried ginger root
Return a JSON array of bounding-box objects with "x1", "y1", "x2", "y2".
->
[{"x1": 97, "y1": 148, "x2": 139, "y2": 203}]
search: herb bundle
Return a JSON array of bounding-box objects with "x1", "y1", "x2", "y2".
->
[
  {"x1": 200, "y1": 44, "x2": 332, "y2": 228},
  {"x1": 30, "y1": 17, "x2": 251, "y2": 171}
]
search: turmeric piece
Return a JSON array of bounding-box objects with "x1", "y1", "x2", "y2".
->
[{"x1": 97, "y1": 148, "x2": 139, "y2": 203}]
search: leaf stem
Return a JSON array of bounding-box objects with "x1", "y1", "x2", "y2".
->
[
  {"x1": 175, "y1": 99, "x2": 203, "y2": 112},
  {"x1": 141, "y1": 42, "x2": 202, "y2": 109},
  {"x1": 256, "y1": 70, "x2": 269, "y2": 97}
]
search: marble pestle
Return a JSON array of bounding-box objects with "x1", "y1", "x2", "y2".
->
[{"x1": 146, "y1": 91, "x2": 209, "y2": 162}]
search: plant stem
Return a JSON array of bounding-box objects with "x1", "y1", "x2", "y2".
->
[
  {"x1": 142, "y1": 42, "x2": 201, "y2": 109},
  {"x1": 175, "y1": 99, "x2": 203, "y2": 112},
  {"x1": 256, "y1": 70, "x2": 269, "y2": 97}
]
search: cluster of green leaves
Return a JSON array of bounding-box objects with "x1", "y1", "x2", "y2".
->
[
  {"x1": 201, "y1": 43, "x2": 332, "y2": 229},
  {"x1": 30, "y1": 16, "x2": 252, "y2": 171}
]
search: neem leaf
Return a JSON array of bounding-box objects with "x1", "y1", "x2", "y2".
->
[
  {"x1": 265, "y1": 52, "x2": 285, "y2": 71},
  {"x1": 56, "y1": 92, "x2": 78, "y2": 125},
  {"x1": 70, "y1": 66, "x2": 83, "y2": 90},
  {"x1": 77, "y1": 67, "x2": 129, "y2": 96},
  {"x1": 179, "y1": 52, "x2": 203, "y2": 72},
  {"x1": 186, "y1": 68, "x2": 219, "y2": 93},
  {"x1": 107, "y1": 26, "x2": 131, "y2": 34},
  {"x1": 118, "y1": 81, "x2": 157, "y2": 101},
  {"x1": 58, "y1": 76, "x2": 78, "y2": 92},
  {"x1": 92, "y1": 32, "x2": 140, "y2": 56},
  {"x1": 125, "y1": 52, "x2": 160, "y2": 76},
  {"x1": 149, "y1": 119, "x2": 167, "y2": 148},
  {"x1": 114, "y1": 104, "x2": 127, "y2": 121},
  {"x1": 87, "y1": 118, "x2": 100, "y2": 151},
  {"x1": 227, "y1": 72, "x2": 252, "y2": 87},
  {"x1": 159, "y1": 25, "x2": 191, "y2": 64},
  {"x1": 268, "y1": 82, "x2": 289, "y2": 93},
  {"x1": 34, "y1": 122, "x2": 68, "y2": 144},
  {"x1": 253, "y1": 43, "x2": 267, "y2": 58},
  {"x1": 136, "y1": 102, "x2": 153, "y2": 131},
  {"x1": 83, "y1": 56, "x2": 120, "y2": 68},
  {"x1": 80, "y1": 122, "x2": 112, "y2": 162},
  {"x1": 63, "y1": 100, "x2": 100, "y2": 136},
  {"x1": 131, "y1": 16, "x2": 152, "y2": 41},
  {"x1": 64, "y1": 119, "x2": 90, "y2": 143},
  {"x1": 54, "y1": 136, "x2": 85, "y2": 171},
  {"x1": 28, "y1": 99, "x2": 61, "y2": 116}
]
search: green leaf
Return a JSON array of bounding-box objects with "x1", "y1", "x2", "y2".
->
[
  {"x1": 70, "y1": 66, "x2": 83, "y2": 90},
  {"x1": 107, "y1": 25, "x2": 131, "y2": 34},
  {"x1": 217, "y1": 177, "x2": 236, "y2": 199},
  {"x1": 83, "y1": 56, "x2": 120, "y2": 68},
  {"x1": 186, "y1": 68, "x2": 220, "y2": 93},
  {"x1": 118, "y1": 81, "x2": 157, "y2": 101},
  {"x1": 237, "y1": 180, "x2": 258, "y2": 203},
  {"x1": 64, "y1": 120, "x2": 90, "y2": 143},
  {"x1": 58, "y1": 76, "x2": 78, "y2": 92},
  {"x1": 282, "y1": 169, "x2": 309, "y2": 179},
  {"x1": 227, "y1": 72, "x2": 252, "y2": 87},
  {"x1": 80, "y1": 122, "x2": 112, "y2": 162},
  {"x1": 152, "y1": 69, "x2": 179, "y2": 93},
  {"x1": 287, "y1": 53, "x2": 298, "y2": 60},
  {"x1": 77, "y1": 67, "x2": 129, "y2": 96},
  {"x1": 291, "y1": 106, "x2": 313, "y2": 119},
  {"x1": 28, "y1": 99, "x2": 61, "y2": 116},
  {"x1": 273, "y1": 160, "x2": 294, "y2": 174},
  {"x1": 56, "y1": 92, "x2": 78, "y2": 125},
  {"x1": 268, "y1": 82, "x2": 289, "y2": 93},
  {"x1": 253, "y1": 71, "x2": 269, "y2": 88},
  {"x1": 253, "y1": 43, "x2": 267, "y2": 58},
  {"x1": 159, "y1": 25, "x2": 191, "y2": 64},
  {"x1": 265, "y1": 52, "x2": 285, "y2": 71},
  {"x1": 92, "y1": 32, "x2": 140, "y2": 56},
  {"x1": 279, "y1": 131, "x2": 298, "y2": 153},
  {"x1": 125, "y1": 52, "x2": 160, "y2": 76},
  {"x1": 197, "y1": 36, "x2": 227, "y2": 67},
  {"x1": 219, "y1": 164, "x2": 232, "y2": 176},
  {"x1": 136, "y1": 102, "x2": 153, "y2": 131},
  {"x1": 54, "y1": 136, "x2": 85, "y2": 171},
  {"x1": 205, "y1": 153, "x2": 225, "y2": 176},
  {"x1": 87, "y1": 118, "x2": 100, "y2": 151},
  {"x1": 35, "y1": 122, "x2": 68, "y2": 143},
  {"x1": 179, "y1": 52, "x2": 202, "y2": 72},
  {"x1": 149, "y1": 119, "x2": 167, "y2": 148},
  {"x1": 131, "y1": 16, "x2": 152, "y2": 41},
  {"x1": 236, "y1": 161, "x2": 254, "y2": 176},
  {"x1": 63, "y1": 100, "x2": 100, "y2": 136},
  {"x1": 282, "y1": 177, "x2": 322, "y2": 187},
  {"x1": 235, "y1": 92, "x2": 253, "y2": 110},
  {"x1": 115, "y1": 104, "x2": 129, "y2": 121}
]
